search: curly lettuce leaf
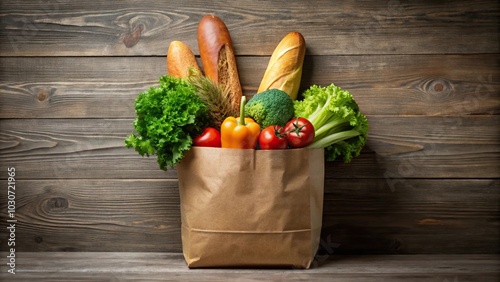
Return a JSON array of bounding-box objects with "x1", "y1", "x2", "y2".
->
[
  {"x1": 125, "y1": 75, "x2": 209, "y2": 170},
  {"x1": 294, "y1": 84, "x2": 368, "y2": 163}
]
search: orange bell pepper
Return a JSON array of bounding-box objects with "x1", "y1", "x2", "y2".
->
[{"x1": 221, "y1": 96, "x2": 261, "y2": 149}]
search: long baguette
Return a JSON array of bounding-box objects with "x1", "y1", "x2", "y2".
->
[
  {"x1": 166, "y1": 40, "x2": 201, "y2": 78},
  {"x1": 257, "y1": 32, "x2": 306, "y2": 100},
  {"x1": 197, "y1": 14, "x2": 242, "y2": 115}
]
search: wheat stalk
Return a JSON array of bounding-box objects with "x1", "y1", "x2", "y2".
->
[{"x1": 187, "y1": 69, "x2": 237, "y2": 129}]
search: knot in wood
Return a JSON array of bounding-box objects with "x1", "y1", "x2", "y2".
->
[
  {"x1": 427, "y1": 78, "x2": 452, "y2": 96},
  {"x1": 123, "y1": 24, "x2": 143, "y2": 48},
  {"x1": 35, "y1": 236, "x2": 43, "y2": 244},
  {"x1": 434, "y1": 83, "x2": 444, "y2": 92},
  {"x1": 37, "y1": 90, "x2": 49, "y2": 102},
  {"x1": 46, "y1": 197, "x2": 69, "y2": 211}
]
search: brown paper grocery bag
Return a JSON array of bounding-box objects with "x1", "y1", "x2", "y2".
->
[{"x1": 177, "y1": 147, "x2": 324, "y2": 268}]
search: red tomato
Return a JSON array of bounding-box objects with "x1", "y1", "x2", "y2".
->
[
  {"x1": 259, "y1": 125, "x2": 288, "y2": 150},
  {"x1": 193, "y1": 127, "x2": 222, "y2": 147},
  {"x1": 284, "y1": 118, "x2": 315, "y2": 148}
]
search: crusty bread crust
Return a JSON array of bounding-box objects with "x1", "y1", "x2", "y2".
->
[
  {"x1": 167, "y1": 40, "x2": 201, "y2": 78},
  {"x1": 258, "y1": 32, "x2": 306, "y2": 100},
  {"x1": 198, "y1": 14, "x2": 243, "y2": 114}
]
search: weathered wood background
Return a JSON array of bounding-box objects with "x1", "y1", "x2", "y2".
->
[{"x1": 0, "y1": 0, "x2": 498, "y2": 255}]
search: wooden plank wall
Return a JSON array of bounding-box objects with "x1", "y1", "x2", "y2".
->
[{"x1": 0, "y1": 0, "x2": 499, "y2": 254}]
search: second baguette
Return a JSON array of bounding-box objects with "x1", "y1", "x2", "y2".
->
[{"x1": 197, "y1": 14, "x2": 242, "y2": 115}]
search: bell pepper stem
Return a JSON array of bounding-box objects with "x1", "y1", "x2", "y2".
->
[{"x1": 239, "y1": 96, "x2": 246, "y2": 125}]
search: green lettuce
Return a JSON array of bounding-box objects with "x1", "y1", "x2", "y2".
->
[
  {"x1": 294, "y1": 84, "x2": 368, "y2": 163},
  {"x1": 125, "y1": 75, "x2": 209, "y2": 170}
]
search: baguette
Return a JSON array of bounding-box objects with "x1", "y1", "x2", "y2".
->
[
  {"x1": 257, "y1": 32, "x2": 306, "y2": 100},
  {"x1": 197, "y1": 14, "x2": 243, "y2": 114},
  {"x1": 166, "y1": 40, "x2": 201, "y2": 78}
]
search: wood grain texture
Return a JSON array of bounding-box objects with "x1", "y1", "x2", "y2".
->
[
  {"x1": 0, "y1": 117, "x2": 498, "y2": 180},
  {"x1": 0, "y1": 0, "x2": 498, "y2": 56},
  {"x1": 0, "y1": 179, "x2": 497, "y2": 253},
  {"x1": 0, "y1": 253, "x2": 498, "y2": 281},
  {"x1": 321, "y1": 179, "x2": 500, "y2": 254},
  {"x1": 0, "y1": 0, "x2": 498, "y2": 257},
  {"x1": 0, "y1": 180, "x2": 182, "y2": 252},
  {"x1": 1, "y1": 55, "x2": 498, "y2": 118}
]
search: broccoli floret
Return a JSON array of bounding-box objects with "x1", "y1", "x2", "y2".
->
[{"x1": 244, "y1": 89, "x2": 294, "y2": 128}]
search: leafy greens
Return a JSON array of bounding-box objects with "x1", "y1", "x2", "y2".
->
[
  {"x1": 294, "y1": 84, "x2": 368, "y2": 163},
  {"x1": 125, "y1": 75, "x2": 209, "y2": 170}
]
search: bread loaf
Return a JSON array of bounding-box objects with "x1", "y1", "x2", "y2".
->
[
  {"x1": 258, "y1": 32, "x2": 306, "y2": 100},
  {"x1": 197, "y1": 14, "x2": 243, "y2": 114},
  {"x1": 166, "y1": 40, "x2": 201, "y2": 78}
]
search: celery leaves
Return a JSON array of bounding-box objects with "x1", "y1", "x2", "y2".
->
[{"x1": 294, "y1": 84, "x2": 368, "y2": 163}]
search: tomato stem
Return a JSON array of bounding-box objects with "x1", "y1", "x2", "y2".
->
[
  {"x1": 273, "y1": 125, "x2": 286, "y2": 138},
  {"x1": 288, "y1": 118, "x2": 305, "y2": 136}
]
